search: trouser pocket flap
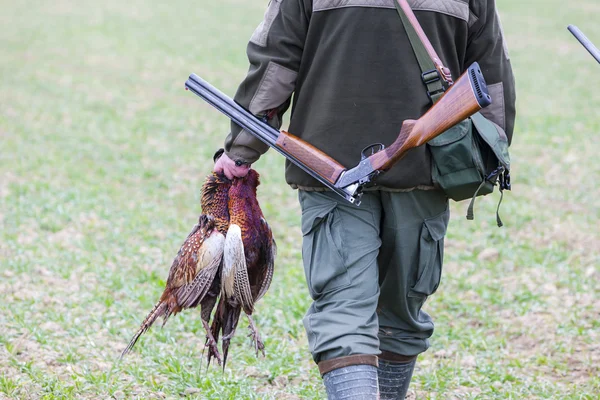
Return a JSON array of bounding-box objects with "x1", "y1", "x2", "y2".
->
[
  {"x1": 301, "y1": 202, "x2": 338, "y2": 236},
  {"x1": 409, "y1": 210, "x2": 449, "y2": 298}
]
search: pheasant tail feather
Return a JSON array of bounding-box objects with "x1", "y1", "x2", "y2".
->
[{"x1": 121, "y1": 301, "x2": 168, "y2": 358}]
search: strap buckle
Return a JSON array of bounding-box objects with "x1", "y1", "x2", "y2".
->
[
  {"x1": 500, "y1": 169, "x2": 511, "y2": 191},
  {"x1": 421, "y1": 69, "x2": 445, "y2": 101},
  {"x1": 485, "y1": 166, "x2": 504, "y2": 183},
  {"x1": 485, "y1": 166, "x2": 511, "y2": 192},
  {"x1": 421, "y1": 69, "x2": 440, "y2": 85}
]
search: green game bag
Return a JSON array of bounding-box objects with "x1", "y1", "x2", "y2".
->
[{"x1": 428, "y1": 113, "x2": 511, "y2": 226}]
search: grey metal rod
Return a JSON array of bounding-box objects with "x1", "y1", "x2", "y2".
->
[
  {"x1": 185, "y1": 74, "x2": 280, "y2": 146},
  {"x1": 568, "y1": 25, "x2": 600, "y2": 64}
]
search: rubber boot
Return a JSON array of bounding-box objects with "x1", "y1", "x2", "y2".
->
[
  {"x1": 377, "y1": 357, "x2": 416, "y2": 399},
  {"x1": 322, "y1": 364, "x2": 379, "y2": 400}
]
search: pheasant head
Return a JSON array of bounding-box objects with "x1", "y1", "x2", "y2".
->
[{"x1": 200, "y1": 172, "x2": 232, "y2": 235}]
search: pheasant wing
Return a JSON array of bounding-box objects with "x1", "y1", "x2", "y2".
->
[
  {"x1": 223, "y1": 224, "x2": 254, "y2": 312},
  {"x1": 176, "y1": 231, "x2": 224, "y2": 308},
  {"x1": 165, "y1": 215, "x2": 224, "y2": 306}
]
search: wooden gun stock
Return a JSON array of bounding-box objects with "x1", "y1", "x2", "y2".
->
[
  {"x1": 370, "y1": 62, "x2": 491, "y2": 171},
  {"x1": 275, "y1": 132, "x2": 345, "y2": 184}
]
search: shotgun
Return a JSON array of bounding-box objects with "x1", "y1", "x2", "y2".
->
[
  {"x1": 185, "y1": 62, "x2": 491, "y2": 206},
  {"x1": 568, "y1": 25, "x2": 600, "y2": 64}
]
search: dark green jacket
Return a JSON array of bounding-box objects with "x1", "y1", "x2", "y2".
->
[{"x1": 223, "y1": 0, "x2": 516, "y2": 190}]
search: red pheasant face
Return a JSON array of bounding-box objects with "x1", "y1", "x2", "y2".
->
[{"x1": 229, "y1": 170, "x2": 260, "y2": 199}]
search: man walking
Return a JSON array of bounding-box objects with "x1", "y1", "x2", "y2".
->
[{"x1": 214, "y1": 0, "x2": 516, "y2": 398}]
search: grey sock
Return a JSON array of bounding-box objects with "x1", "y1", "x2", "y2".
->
[
  {"x1": 322, "y1": 364, "x2": 379, "y2": 400},
  {"x1": 377, "y1": 359, "x2": 416, "y2": 399}
]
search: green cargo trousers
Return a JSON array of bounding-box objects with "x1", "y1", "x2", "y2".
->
[{"x1": 298, "y1": 189, "x2": 449, "y2": 364}]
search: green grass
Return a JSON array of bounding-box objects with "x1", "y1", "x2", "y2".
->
[{"x1": 1, "y1": 0, "x2": 599, "y2": 398}]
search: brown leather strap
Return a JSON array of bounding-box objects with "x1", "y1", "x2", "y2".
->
[
  {"x1": 318, "y1": 354, "x2": 379, "y2": 376},
  {"x1": 379, "y1": 350, "x2": 418, "y2": 363},
  {"x1": 395, "y1": 0, "x2": 453, "y2": 86}
]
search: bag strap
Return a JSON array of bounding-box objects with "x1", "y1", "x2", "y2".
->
[
  {"x1": 466, "y1": 167, "x2": 507, "y2": 227},
  {"x1": 393, "y1": 0, "x2": 452, "y2": 103}
]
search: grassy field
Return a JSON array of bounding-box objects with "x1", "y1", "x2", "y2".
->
[{"x1": 1, "y1": 0, "x2": 599, "y2": 398}]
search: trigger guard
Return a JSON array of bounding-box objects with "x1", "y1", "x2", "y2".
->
[{"x1": 360, "y1": 143, "x2": 386, "y2": 160}]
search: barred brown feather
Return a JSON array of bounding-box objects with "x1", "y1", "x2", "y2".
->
[{"x1": 121, "y1": 175, "x2": 230, "y2": 358}]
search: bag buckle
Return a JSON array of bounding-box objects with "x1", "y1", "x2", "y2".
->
[
  {"x1": 500, "y1": 170, "x2": 511, "y2": 191},
  {"x1": 485, "y1": 166, "x2": 503, "y2": 183},
  {"x1": 486, "y1": 166, "x2": 512, "y2": 191}
]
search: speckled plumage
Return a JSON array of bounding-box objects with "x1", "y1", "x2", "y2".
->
[
  {"x1": 122, "y1": 171, "x2": 275, "y2": 368},
  {"x1": 201, "y1": 172, "x2": 232, "y2": 235},
  {"x1": 121, "y1": 173, "x2": 232, "y2": 360}
]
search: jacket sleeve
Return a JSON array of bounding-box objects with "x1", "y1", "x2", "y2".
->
[
  {"x1": 221, "y1": 0, "x2": 310, "y2": 165},
  {"x1": 466, "y1": 0, "x2": 516, "y2": 145}
]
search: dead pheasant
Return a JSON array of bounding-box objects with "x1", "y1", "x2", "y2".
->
[
  {"x1": 208, "y1": 169, "x2": 276, "y2": 368},
  {"x1": 121, "y1": 173, "x2": 231, "y2": 362}
]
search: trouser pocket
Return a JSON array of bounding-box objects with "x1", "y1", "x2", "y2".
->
[
  {"x1": 301, "y1": 202, "x2": 350, "y2": 299},
  {"x1": 408, "y1": 209, "x2": 449, "y2": 299}
]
